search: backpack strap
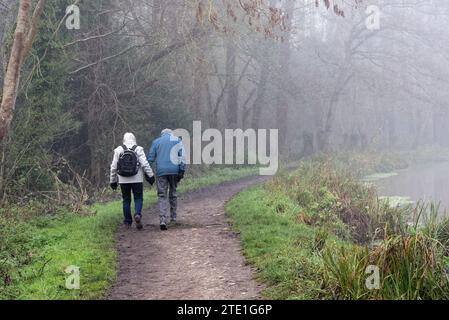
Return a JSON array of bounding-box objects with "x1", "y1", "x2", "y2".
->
[
  {"x1": 122, "y1": 144, "x2": 128, "y2": 151},
  {"x1": 131, "y1": 145, "x2": 137, "y2": 151}
]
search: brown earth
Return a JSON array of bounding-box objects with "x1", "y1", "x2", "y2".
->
[{"x1": 107, "y1": 175, "x2": 268, "y2": 300}]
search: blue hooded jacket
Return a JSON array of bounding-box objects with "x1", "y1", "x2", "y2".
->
[{"x1": 148, "y1": 132, "x2": 186, "y2": 176}]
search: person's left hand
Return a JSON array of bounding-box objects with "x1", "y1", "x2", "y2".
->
[
  {"x1": 146, "y1": 175, "x2": 155, "y2": 186},
  {"x1": 110, "y1": 182, "x2": 118, "y2": 190}
]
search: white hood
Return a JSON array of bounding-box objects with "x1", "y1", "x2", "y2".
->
[
  {"x1": 110, "y1": 132, "x2": 154, "y2": 184},
  {"x1": 123, "y1": 132, "x2": 137, "y2": 147}
]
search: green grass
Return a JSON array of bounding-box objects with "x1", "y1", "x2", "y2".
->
[
  {"x1": 227, "y1": 186, "x2": 339, "y2": 299},
  {"x1": 0, "y1": 166, "x2": 257, "y2": 300},
  {"x1": 226, "y1": 160, "x2": 449, "y2": 300}
]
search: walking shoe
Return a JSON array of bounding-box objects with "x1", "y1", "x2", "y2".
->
[
  {"x1": 160, "y1": 224, "x2": 167, "y2": 231},
  {"x1": 135, "y1": 215, "x2": 143, "y2": 230}
]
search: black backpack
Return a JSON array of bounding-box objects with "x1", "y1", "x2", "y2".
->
[{"x1": 117, "y1": 145, "x2": 140, "y2": 177}]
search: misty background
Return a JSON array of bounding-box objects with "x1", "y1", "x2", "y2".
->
[{"x1": 0, "y1": 0, "x2": 448, "y2": 200}]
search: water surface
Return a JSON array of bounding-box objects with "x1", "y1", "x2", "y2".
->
[{"x1": 375, "y1": 161, "x2": 449, "y2": 211}]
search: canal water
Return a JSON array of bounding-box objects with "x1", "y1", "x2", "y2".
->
[{"x1": 374, "y1": 161, "x2": 449, "y2": 212}]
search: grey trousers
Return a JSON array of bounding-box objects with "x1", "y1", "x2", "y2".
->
[{"x1": 156, "y1": 175, "x2": 178, "y2": 225}]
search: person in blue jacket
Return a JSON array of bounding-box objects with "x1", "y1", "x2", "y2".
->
[{"x1": 148, "y1": 128, "x2": 186, "y2": 230}]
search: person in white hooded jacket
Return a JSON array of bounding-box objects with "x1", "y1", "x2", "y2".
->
[{"x1": 110, "y1": 133, "x2": 155, "y2": 229}]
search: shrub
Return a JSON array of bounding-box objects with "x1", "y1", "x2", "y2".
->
[{"x1": 0, "y1": 216, "x2": 38, "y2": 298}]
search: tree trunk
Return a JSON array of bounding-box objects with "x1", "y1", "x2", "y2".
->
[
  {"x1": 275, "y1": 0, "x2": 294, "y2": 153},
  {"x1": 321, "y1": 66, "x2": 353, "y2": 153},
  {"x1": 152, "y1": 0, "x2": 162, "y2": 33},
  {"x1": 225, "y1": 40, "x2": 238, "y2": 128},
  {"x1": 192, "y1": 40, "x2": 208, "y2": 117},
  {"x1": 0, "y1": 0, "x2": 46, "y2": 142},
  {"x1": 0, "y1": 0, "x2": 31, "y2": 142},
  {"x1": 251, "y1": 47, "x2": 269, "y2": 129}
]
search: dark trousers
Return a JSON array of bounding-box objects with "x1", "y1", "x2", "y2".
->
[{"x1": 120, "y1": 183, "x2": 143, "y2": 225}]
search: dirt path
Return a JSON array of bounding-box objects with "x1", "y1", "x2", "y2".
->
[{"x1": 107, "y1": 175, "x2": 268, "y2": 300}]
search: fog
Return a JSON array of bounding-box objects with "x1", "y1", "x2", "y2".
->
[{"x1": 1, "y1": 0, "x2": 449, "y2": 186}]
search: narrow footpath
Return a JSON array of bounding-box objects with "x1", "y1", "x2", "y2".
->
[{"x1": 107, "y1": 175, "x2": 268, "y2": 300}]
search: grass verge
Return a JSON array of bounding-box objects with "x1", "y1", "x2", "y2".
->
[
  {"x1": 0, "y1": 166, "x2": 257, "y2": 300},
  {"x1": 227, "y1": 186, "x2": 330, "y2": 299},
  {"x1": 226, "y1": 159, "x2": 449, "y2": 299}
]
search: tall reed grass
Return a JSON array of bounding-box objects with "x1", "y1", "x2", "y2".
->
[{"x1": 267, "y1": 159, "x2": 449, "y2": 299}]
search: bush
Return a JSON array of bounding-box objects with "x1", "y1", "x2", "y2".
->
[
  {"x1": 0, "y1": 216, "x2": 39, "y2": 298},
  {"x1": 266, "y1": 160, "x2": 406, "y2": 244}
]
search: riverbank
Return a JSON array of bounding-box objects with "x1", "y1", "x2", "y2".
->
[
  {"x1": 226, "y1": 158, "x2": 449, "y2": 299},
  {"x1": 0, "y1": 167, "x2": 258, "y2": 300},
  {"x1": 332, "y1": 145, "x2": 449, "y2": 178}
]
